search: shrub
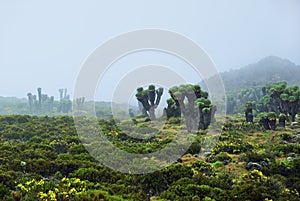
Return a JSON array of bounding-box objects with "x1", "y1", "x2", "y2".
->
[
  {"x1": 0, "y1": 184, "x2": 9, "y2": 200},
  {"x1": 213, "y1": 161, "x2": 223, "y2": 168},
  {"x1": 191, "y1": 160, "x2": 214, "y2": 175}
]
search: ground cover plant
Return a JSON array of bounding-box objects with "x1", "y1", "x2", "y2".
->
[{"x1": 0, "y1": 112, "x2": 299, "y2": 200}]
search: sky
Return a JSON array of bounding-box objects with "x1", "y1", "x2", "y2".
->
[{"x1": 0, "y1": 0, "x2": 300, "y2": 101}]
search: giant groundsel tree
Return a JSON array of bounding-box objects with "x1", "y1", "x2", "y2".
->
[
  {"x1": 258, "y1": 81, "x2": 300, "y2": 121},
  {"x1": 135, "y1": 85, "x2": 164, "y2": 121},
  {"x1": 167, "y1": 84, "x2": 216, "y2": 132}
]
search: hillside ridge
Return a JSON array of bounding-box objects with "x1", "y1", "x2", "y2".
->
[{"x1": 219, "y1": 56, "x2": 300, "y2": 92}]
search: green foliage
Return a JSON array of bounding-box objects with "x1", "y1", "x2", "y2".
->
[
  {"x1": 212, "y1": 139, "x2": 254, "y2": 154},
  {"x1": 279, "y1": 113, "x2": 287, "y2": 118},
  {"x1": 166, "y1": 83, "x2": 215, "y2": 131},
  {"x1": 258, "y1": 112, "x2": 267, "y2": 118},
  {"x1": 226, "y1": 79, "x2": 300, "y2": 118},
  {"x1": 136, "y1": 85, "x2": 164, "y2": 120},
  {"x1": 245, "y1": 101, "x2": 253, "y2": 108},
  {"x1": 267, "y1": 112, "x2": 276, "y2": 118},
  {"x1": 240, "y1": 151, "x2": 274, "y2": 163},
  {"x1": 212, "y1": 161, "x2": 223, "y2": 168},
  {"x1": 138, "y1": 163, "x2": 193, "y2": 195},
  {"x1": 0, "y1": 114, "x2": 300, "y2": 200},
  {"x1": 191, "y1": 160, "x2": 213, "y2": 175},
  {"x1": 0, "y1": 184, "x2": 10, "y2": 200}
]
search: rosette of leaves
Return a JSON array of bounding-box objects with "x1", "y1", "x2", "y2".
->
[
  {"x1": 258, "y1": 113, "x2": 269, "y2": 130},
  {"x1": 148, "y1": 85, "x2": 156, "y2": 106},
  {"x1": 286, "y1": 85, "x2": 299, "y2": 92},
  {"x1": 165, "y1": 98, "x2": 180, "y2": 119},
  {"x1": 166, "y1": 98, "x2": 174, "y2": 105},
  {"x1": 260, "y1": 95, "x2": 272, "y2": 112},
  {"x1": 195, "y1": 98, "x2": 212, "y2": 130},
  {"x1": 262, "y1": 95, "x2": 271, "y2": 105},
  {"x1": 193, "y1": 84, "x2": 201, "y2": 98},
  {"x1": 267, "y1": 112, "x2": 276, "y2": 119},
  {"x1": 279, "y1": 113, "x2": 286, "y2": 118},
  {"x1": 203, "y1": 99, "x2": 211, "y2": 107},
  {"x1": 200, "y1": 91, "x2": 209, "y2": 99},
  {"x1": 267, "y1": 112, "x2": 276, "y2": 130},
  {"x1": 173, "y1": 91, "x2": 182, "y2": 102},
  {"x1": 202, "y1": 107, "x2": 212, "y2": 129},
  {"x1": 195, "y1": 98, "x2": 205, "y2": 107},
  {"x1": 136, "y1": 88, "x2": 150, "y2": 113},
  {"x1": 168, "y1": 86, "x2": 178, "y2": 99},
  {"x1": 202, "y1": 107, "x2": 211, "y2": 113},
  {"x1": 280, "y1": 93, "x2": 289, "y2": 101},
  {"x1": 245, "y1": 101, "x2": 253, "y2": 109},
  {"x1": 195, "y1": 98, "x2": 205, "y2": 112},
  {"x1": 279, "y1": 93, "x2": 289, "y2": 116}
]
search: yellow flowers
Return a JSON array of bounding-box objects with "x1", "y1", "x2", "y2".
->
[
  {"x1": 48, "y1": 190, "x2": 57, "y2": 201},
  {"x1": 242, "y1": 169, "x2": 267, "y2": 182},
  {"x1": 25, "y1": 179, "x2": 34, "y2": 186},
  {"x1": 38, "y1": 190, "x2": 57, "y2": 201},
  {"x1": 74, "y1": 178, "x2": 81, "y2": 184},
  {"x1": 17, "y1": 177, "x2": 88, "y2": 200},
  {"x1": 281, "y1": 188, "x2": 300, "y2": 197},
  {"x1": 54, "y1": 188, "x2": 59, "y2": 193},
  {"x1": 37, "y1": 179, "x2": 45, "y2": 186},
  {"x1": 17, "y1": 179, "x2": 46, "y2": 194},
  {"x1": 17, "y1": 183, "x2": 29, "y2": 192},
  {"x1": 38, "y1": 192, "x2": 48, "y2": 200},
  {"x1": 69, "y1": 187, "x2": 77, "y2": 194},
  {"x1": 61, "y1": 177, "x2": 69, "y2": 182},
  {"x1": 62, "y1": 191, "x2": 69, "y2": 197}
]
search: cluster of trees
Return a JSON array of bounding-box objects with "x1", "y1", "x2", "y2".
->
[
  {"x1": 227, "y1": 81, "x2": 300, "y2": 117},
  {"x1": 26, "y1": 88, "x2": 73, "y2": 115},
  {"x1": 167, "y1": 84, "x2": 216, "y2": 131},
  {"x1": 58, "y1": 88, "x2": 72, "y2": 113},
  {"x1": 75, "y1": 97, "x2": 85, "y2": 110},
  {"x1": 227, "y1": 86, "x2": 263, "y2": 114},
  {"x1": 27, "y1": 88, "x2": 54, "y2": 114},
  {"x1": 136, "y1": 84, "x2": 216, "y2": 132},
  {"x1": 257, "y1": 112, "x2": 278, "y2": 130},
  {"x1": 242, "y1": 82, "x2": 300, "y2": 131},
  {"x1": 214, "y1": 56, "x2": 300, "y2": 96},
  {"x1": 257, "y1": 81, "x2": 300, "y2": 122},
  {"x1": 244, "y1": 102, "x2": 279, "y2": 130}
]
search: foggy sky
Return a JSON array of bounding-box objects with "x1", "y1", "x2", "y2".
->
[{"x1": 0, "y1": 0, "x2": 299, "y2": 100}]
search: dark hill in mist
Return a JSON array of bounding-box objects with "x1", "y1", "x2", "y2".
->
[{"x1": 218, "y1": 56, "x2": 300, "y2": 92}]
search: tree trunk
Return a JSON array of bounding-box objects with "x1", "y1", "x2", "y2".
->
[
  {"x1": 260, "y1": 118, "x2": 270, "y2": 130},
  {"x1": 268, "y1": 118, "x2": 276, "y2": 130},
  {"x1": 278, "y1": 118, "x2": 286, "y2": 127},
  {"x1": 148, "y1": 106, "x2": 156, "y2": 121}
]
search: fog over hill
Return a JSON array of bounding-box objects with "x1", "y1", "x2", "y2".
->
[
  {"x1": 1, "y1": 56, "x2": 300, "y2": 115},
  {"x1": 218, "y1": 56, "x2": 300, "y2": 92}
]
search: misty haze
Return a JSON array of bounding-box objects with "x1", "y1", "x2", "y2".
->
[{"x1": 0, "y1": 1, "x2": 300, "y2": 201}]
